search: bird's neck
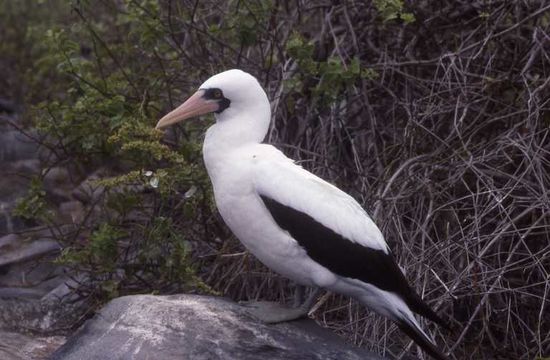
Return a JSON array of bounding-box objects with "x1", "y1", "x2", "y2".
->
[{"x1": 202, "y1": 106, "x2": 270, "y2": 180}]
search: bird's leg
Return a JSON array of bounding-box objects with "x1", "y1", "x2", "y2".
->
[
  {"x1": 240, "y1": 287, "x2": 322, "y2": 324},
  {"x1": 293, "y1": 284, "x2": 304, "y2": 307},
  {"x1": 301, "y1": 287, "x2": 322, "y2": 311}
]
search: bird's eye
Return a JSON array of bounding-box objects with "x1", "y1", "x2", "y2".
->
[{"x1": 203, "y1": 88, "x2": 225, "y2": 101}]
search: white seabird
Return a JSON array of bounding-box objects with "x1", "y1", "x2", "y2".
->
[{"x1": 156, "y1": 69, "x2": 449, "y2": 360}]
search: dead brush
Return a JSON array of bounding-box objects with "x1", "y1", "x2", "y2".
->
[{"x1": 197, "y1": 1, "x2": 550, "y2": 359}]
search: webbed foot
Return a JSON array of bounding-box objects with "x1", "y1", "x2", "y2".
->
[
  {"x1": 239, "y1": 288, "x2": 322, "y2": 324},
  {"x1": 240, "y1": 301, "x2": 309, "y2": 323}
]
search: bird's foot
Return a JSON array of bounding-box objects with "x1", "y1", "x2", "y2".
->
[{"x1": 239, "y1": 301, "x2": 309, "y2": 324}]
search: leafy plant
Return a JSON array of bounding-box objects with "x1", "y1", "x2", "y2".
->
[
  {"x1": 285, "y1": 33, "x2": 378, "y2": 103},
  {"x1": 12, "y1": 0, "x2": 214, "y2": 302},
  {"x1": 13, "y1": 177, "x2": 51, "y2": 222},
  {"x1": 373, "y1": 0, "x2": 415, "y2": 23}
]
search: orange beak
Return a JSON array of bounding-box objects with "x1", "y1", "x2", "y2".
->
[{"x1": 155, "y1": 90, "x2": 219, "y2": 129}]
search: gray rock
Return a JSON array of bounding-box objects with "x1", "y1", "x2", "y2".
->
[
  {"x1": 8, "y1": 159, "x2": 41, "y2": 175},
  {"x1": 41, "y1": 275, "x2": 86, "y2": 305},
  {"x1": 71, "y1": 168, "x2": 108, "y2": 204},
  {"x1": 58, "y1": 201, "x2": 85, "y2": 224},
  {"x1": 0, "y1": 237, "x2": 61, "y2": 267},
  {"x1": 0, "y1": 202, "x2": 32, "y2": 235},
  {"x1": 0, "y1": 287, "x2": 46, "y2": 299},
  {"x1": 0, "y1": 130, "x2": 39, "y2": 162},
  {"x1": 50, "y1": 294, "x2": 386, "y2": 360},
  {"x1": 43, "y1": 166, "x2": 72, "y2": 189},
  {"x1": 0, "y1": 98, "x2": 16, "y2": 114},
  {"x1": 0, "y1": 256, "x2": 66, "y2": 292},
  {"x1": 0, "y1": 173, "x2": 32, "y2": 203},
  {"x1": 0, "y1": 275, "x2": 89, "y2": 335},
  {"x1": 0, "y1": 233, "x2": 19, "y2": 249},
  {"x1": 0, "y1": 330, "x2": 66, "y2": 360}
]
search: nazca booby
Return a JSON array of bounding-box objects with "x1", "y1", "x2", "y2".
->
[{"x1": 156, "y1": 69, "x2": 449, "y2": 360}]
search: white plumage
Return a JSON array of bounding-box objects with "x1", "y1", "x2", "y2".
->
[{"x1": 156, "y1": 69, "x2": 448, "y2": 360}]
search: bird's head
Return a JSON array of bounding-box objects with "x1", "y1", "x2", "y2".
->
[{"x1": 155, "y1": 69, "x2": 270, "y2": 130}]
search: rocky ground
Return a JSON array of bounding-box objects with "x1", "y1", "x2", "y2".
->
[
  {"x1": 0, "y1": 104, "x2": 89, "y2": 359},
  {"x1": 50, "y1": 294, "x2": 385, "y2": 360}
]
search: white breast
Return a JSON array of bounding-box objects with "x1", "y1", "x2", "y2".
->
[{"x1": 204, "y1": 143, "x2": 337, "y2": 288}]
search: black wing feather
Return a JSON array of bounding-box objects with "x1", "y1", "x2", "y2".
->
[{"x1": 259, "y1": 194, "x2": 447, "y2": 328}]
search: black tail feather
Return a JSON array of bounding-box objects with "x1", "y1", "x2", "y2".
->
[
  {"x1": 397, "y1": 317, "x2": 449, "y2": 360},
  {"x1": 406, "y1": 291, "x2": 451, "y2": 331}
]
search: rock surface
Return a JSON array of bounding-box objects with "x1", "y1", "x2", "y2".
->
[
  {"x1": 51, "y1": 294, "x2": 386, "y2": 360},
  {"x1": 0, "y1": 330, "x2": 66, "y2": 360},
  {"x1": 0, "y1": 235, "x2": 61, "y2": 267}
]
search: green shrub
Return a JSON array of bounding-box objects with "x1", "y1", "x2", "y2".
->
[{"x1": 10, "y1": 0, "x2": 213, "y2": 301}]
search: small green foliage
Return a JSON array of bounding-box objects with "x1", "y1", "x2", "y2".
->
[
  {"x1": 224, "y1": 0, "x2": 273, "y2": 47},
  {"x1": 108, "y1": 122, "x2": 186, "y2": 165},
  {"x1": 56, "y1": 223, "x2": 123, "y2": 278},
  {"x1": 106, "y1": 191, "x2": 140, "y2": 217},
  {"x1": 13, "y1": 178, "x2": 52, "y2": 222},
  {"x1": 400, "y1": 12, "x2": 416, "y2": 24},
  {"x1": 100, "y1": 280, "x2": 120, "y2": 299},
  {"x1": 286, "y1": 34, "x2": 316, "y2": 74},
  {"x1": 89, "y1": 223, "x2": 125, "y2": 271},
  {"x1": 58, "y1": 223, "x2": 124, "y2": 271},
  {"x1": 374, "y1": 0, "x2": 415, "y2": 23},
  {"x1": 479, "y1": 12, "x2": 490, "y2": 20},
  {"x1": 285, "y1": 33, "x2": 378, "y2": 103},
  {"x1": 137, "y1": 216, "x2": 210, "y2": 290}
]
